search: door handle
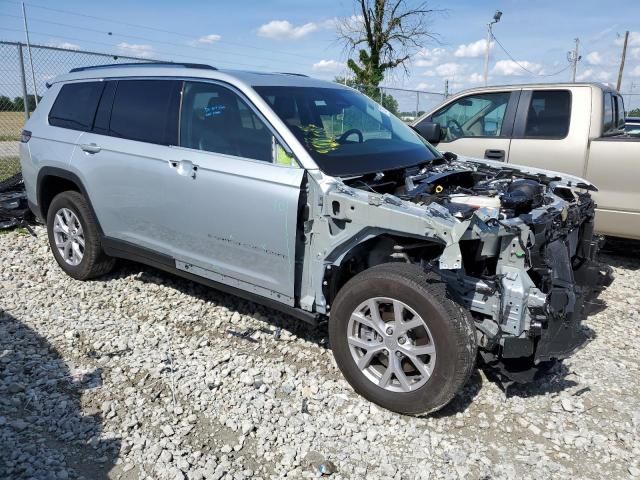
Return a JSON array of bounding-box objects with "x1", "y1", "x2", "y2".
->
[
  {"x1": 484, "y1": 149, "x2": 505, "y2": 161},
  {"x1": 170, "y1": 160, "x2": 198, "y2": 178},
  {"x1": 80, "y1": 143, "x2": 101, "y2": 154}
]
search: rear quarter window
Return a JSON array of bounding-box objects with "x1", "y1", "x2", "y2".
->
[{"x1": 48, "y1": 82, "x2": 105, "y2": 131}]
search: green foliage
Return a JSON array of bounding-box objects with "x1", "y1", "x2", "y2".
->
[
  {"x1": 334, "y1": 76, "x2": 399, "y2": 115},
  {"x1": 629, "y1": 108, "x2": 640, "y2": 117},
  {"x1": 0, "y1": 94, "x2": 41, "y2": 112}
]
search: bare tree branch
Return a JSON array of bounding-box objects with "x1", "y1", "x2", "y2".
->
[{"x1": 336, "y1": 0, "x2": 442, "y2": 86}]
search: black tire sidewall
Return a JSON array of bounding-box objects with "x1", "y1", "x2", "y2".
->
[
  {"x1": 46, "y1": 192, "x2": 97, "y2": 280},
  {"x1": 330, "y1": 269, "x2": 465, "y2": 414}
]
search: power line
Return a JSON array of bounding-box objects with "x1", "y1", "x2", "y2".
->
[
  {"x1": 0, "y1": 12, "x2": 313, "y2": 69},
  {"x1": 491, "y1": 32, "x2": 572, "y2": 78},
  {"x1": 0, "y1": 0, "x2": 322, "y2": 62},
  {"x1": 0, "y1": 26, "x2": 276, "y2": 70}
]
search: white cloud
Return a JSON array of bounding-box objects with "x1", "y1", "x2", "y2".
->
[
  {"x1": 454, "y1": 39, "x2": 493, "y2": 58},
  {"x1": 116, "y1": 42, "x2": 154, "y2": 58},
  {"x1": 616, "y1": 31, "x2": 640, "y2": 47},
  {"x1": 630, "y1": 65, "x2": 640, "y2": 77},
  {"x1": 492, "y1": 59, "x2": 544, "y2": 76},
  {"x1": 312, "y1": 59, "x2": 344, "y2": 73},
  {"x1": 190, "y1": 34, "x2": 221, "y2": 45},
  {"x1": 415, "y1": 82, "x2": 437, "y2": 91},
  {"x1": 468, "y1": 72, "x2": 484, "y2": 84},
  {"x1": 326, "y1": 14, "x2": 363, "y2": 30},
  {"x1": 423, "y1": 62, "x2": 466, "y2": 77},
  {"x1": 576, "y1": 68, "x2": 612, "y2": 82},
  {"x1": 585, "y1": 51, "x2": 603, "y2": 65},
  {"x1": 414, "y1": 47, "x2": 446, "y2": 67},
  {"x1": 631, "y1": 48, "x2": 640, "y2": 60},
  {"x1": 48, "y1": 41, "x2": 80, "y2": 50},
  {"x1": 257, "y1": 20, "x2": 318, "y2": 40}
]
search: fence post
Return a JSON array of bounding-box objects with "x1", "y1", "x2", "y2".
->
[
  {"x1": 17, "y1": 43, "x2": 29, "y2": 121},
  {"x1": 416, "y1": 91, "x2": 419, "y2": 119}
]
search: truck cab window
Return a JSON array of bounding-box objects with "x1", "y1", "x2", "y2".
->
[
  {"x1": 431, "y1": 92, "x2": 511, "y2": 141},
  {"x1": 524, "y1": 90, "x2": 571, "y2": 139}
]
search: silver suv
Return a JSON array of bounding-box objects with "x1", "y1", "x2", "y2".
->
[{"x1": 20, "y1": 63, "x2": 609, "y2": 414}]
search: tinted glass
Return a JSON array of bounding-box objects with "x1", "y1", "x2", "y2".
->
[
  {"x1": 524, "y1": 90, "x2": 571, "y2": 138},
  {"x1": 109, "y1": 80, "x2": 181, "y2": 145},
  {"x1": 256, "y1": 86, "x2": 439, "y2": 177},
  {"x1": 180, "y1": 82, "x2": 273, "y2": 162},
  {"x1": 48, "y1": 82, "x2": 104, "y2": 131},
  {"x1": 431, "y1": 92, "x2": 511, "y2": 141}
]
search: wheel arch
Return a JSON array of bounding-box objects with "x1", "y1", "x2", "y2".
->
[
  {"x1": 322, "y1": 229, "x2": 446, "y2": 309},
  {"x1": 37, "y1": 167, "x2": 103, "y2": 235}
]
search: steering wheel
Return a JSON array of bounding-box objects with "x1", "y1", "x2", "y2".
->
[
  {"x1": 337, "y1": 128, "x2": 364, "y2": 144},
  {"x1": 446, "y1": 119, "x2": 464, "y2": 139}
]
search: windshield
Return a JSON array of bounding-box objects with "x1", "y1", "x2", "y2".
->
[{"x1": 254, "y1": 86, "x2": 440, "y2": 176}]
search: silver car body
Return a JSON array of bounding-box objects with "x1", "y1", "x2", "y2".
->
[{"x1": 20, "y1": 65, "x2": 607, "y2": 370}]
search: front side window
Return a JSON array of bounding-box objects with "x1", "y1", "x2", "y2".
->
[
  {"x1": 255, "y1": 86, "x2": 439, "y2": 177},
  {"x1": 49, "y1": 82, "x2": 104, "y2": 131},
  {"x1": 431, "y1": 92, "x2": 511, "y2": 141},
  {"x1": 524, "y1": 90, "x2": 571, "y2": 139},
  {"x1": 109, "y1": 80, "x2": 181, "y2": 145},
  {"x1": 179, "y1": 82, "x2": 274, "y2": 162}
]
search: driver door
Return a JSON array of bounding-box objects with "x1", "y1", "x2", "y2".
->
[{"x1": 419, "y1": 90, "x2": 519, "y2": 162}]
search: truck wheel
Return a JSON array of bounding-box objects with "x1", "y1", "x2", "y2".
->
[
  {"x1": 329, "y1": 263, "x2": 476, "y2": 415},
  {"x1": 46, "y1": 191, "x2": 115, "y2": 280}
]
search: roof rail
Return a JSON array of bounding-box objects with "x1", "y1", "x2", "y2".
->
[
  {"x1": 276, "y1": 72, "x2": 309, "y2": 77},
  {"x1": 69, "y1": 62, "x2": 217, "y2": 73}
]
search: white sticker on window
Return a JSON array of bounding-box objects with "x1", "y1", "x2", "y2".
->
[{"x1": 314, "y1": 100, "x2": 327, "y2": 106}]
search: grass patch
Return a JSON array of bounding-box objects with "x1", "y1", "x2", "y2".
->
[
  {"x1": 0, "y1": 111, "x2": 27, "y2": 140},
  {"x1": 0, "y1": 156, "x2": 21, "y2": 182}
]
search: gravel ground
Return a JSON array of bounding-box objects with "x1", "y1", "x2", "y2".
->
[{"x1": 1, "y1": 226, "x2": 639, "y2": 480}]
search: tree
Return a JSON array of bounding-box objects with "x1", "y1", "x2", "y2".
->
[
  {"x1": 629, "y1": 108, "x2": 640, "y2": 117},
  {"x1": 0, "y1": 95, "x2": 15, "y2": 112},
  {"x1": 13, "y1": 96, "x2": 24, "y2": 112},
  {"x1": 337, "y1": 0, "x2": 439, "y2": 87},
  {"x1": 335, "y1": 76, "x2": 399, "y2": 115}
]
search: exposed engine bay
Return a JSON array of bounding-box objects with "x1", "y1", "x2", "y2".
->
[{"x1": 327, "y1": 152, "x2": 612, "y2": 381}]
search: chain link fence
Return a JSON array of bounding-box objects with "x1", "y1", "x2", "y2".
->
[
  {"x1": 347, "y1": 83, "x2": 446, "y2": 122},
  {"x1": 0, "y1": 41, "x2": 156, "y2": 184}
]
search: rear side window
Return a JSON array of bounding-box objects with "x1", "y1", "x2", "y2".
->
[
  {"x1": 49, "y1": 82, "x2": 104, "y2": 131},
  {"x1": 603, "y1": 92, "x2": 625, "y2": 135},
  {"x1": 524, "y1": 90, "x2": 571, "y2": 139},
  {"x1": 109, "y1": 80, "x2": 181, "y2": 145}
]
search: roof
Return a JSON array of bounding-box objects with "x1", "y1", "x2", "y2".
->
[
  {"x1": 448, "y1": 81, "x2": 619, "y2": 97},
  {"x1": 50, "y1": 62, "x2": 344, "y2": 90}
]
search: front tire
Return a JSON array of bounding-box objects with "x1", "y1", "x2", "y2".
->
[
  {"x1": 46, "y1": 191, "x2": 115, "y2": 280},
  {"x1": 329, "y1": 263, "x2": 476, "y2": 415}
]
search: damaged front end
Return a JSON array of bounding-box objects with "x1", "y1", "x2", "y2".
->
[{"x1": 323, "y1": 153, "x2": 612, "y2": 383}]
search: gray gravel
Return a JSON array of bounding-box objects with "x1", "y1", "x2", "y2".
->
[{"x1": 1, "y1": 226, "x2": 639, "y2": 480}]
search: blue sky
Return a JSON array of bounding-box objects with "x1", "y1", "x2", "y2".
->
[{"x1": 1, "y1": 0, "x2": 639, "y2": 107}]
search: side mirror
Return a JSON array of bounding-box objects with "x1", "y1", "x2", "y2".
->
[{"x1": 413, "y1": 121, "x2": 442, "y2": 144}]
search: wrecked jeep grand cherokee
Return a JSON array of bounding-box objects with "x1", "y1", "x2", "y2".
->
[{"x1": 21, "y1": 64, "x2": 609, "y2": 414}]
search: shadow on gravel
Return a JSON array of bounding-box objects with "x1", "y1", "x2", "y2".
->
[
  {"x1": 600, "y1": 237, "x2": 640, "y2": 270},
  {"x1": 0, "y1": 310, "x2": 120, "y2": 479},
  {"x1": 106, "y1": 261, "x2": 330, "y2": 347}
]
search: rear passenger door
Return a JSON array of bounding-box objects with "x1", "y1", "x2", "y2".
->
[
  {"x1": 70, "y1": 79, "x2": 183, "y2": 251},
  {"x1": 508, "y1": 88, "x2": 589, "y2": 176},
  {"x1": 417, "y1": 91, "x2": 518, "y2": 161}
]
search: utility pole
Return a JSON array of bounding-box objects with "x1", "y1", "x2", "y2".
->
[
  {"x1": 21, "y1": 2, "x2": 38, "y2": 107},
  {"x1": 568, "y1": 38, "x2": 581, "y2": 83},
  {"x1": 444, "y1": 79, "x2": 449, "y2": 98},
  {"x1": 617, "y1": 31, "x2": 629, "y2": 91},
  {"x1": 483, "y1": 11, "x2": 502, "y2": 86}
]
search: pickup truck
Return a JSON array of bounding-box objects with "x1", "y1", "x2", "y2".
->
[{"x1": 413, "y1": 83, "x2": 640, "y2": 239}]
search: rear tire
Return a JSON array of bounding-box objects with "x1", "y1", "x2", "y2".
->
[
  {"x1": 329, "y1": 263, "x2": 476, "y2": 415},
  {"x1": 46, "y1": 191, "x2": 115, "y2": 280}
]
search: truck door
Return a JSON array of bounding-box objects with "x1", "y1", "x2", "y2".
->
[
  {"x1": 508, "y1": 87, "x2": 590, "y2": 176},
  {"x1": 415, "y1": 90, "x2": 519, "y2": 161}
]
